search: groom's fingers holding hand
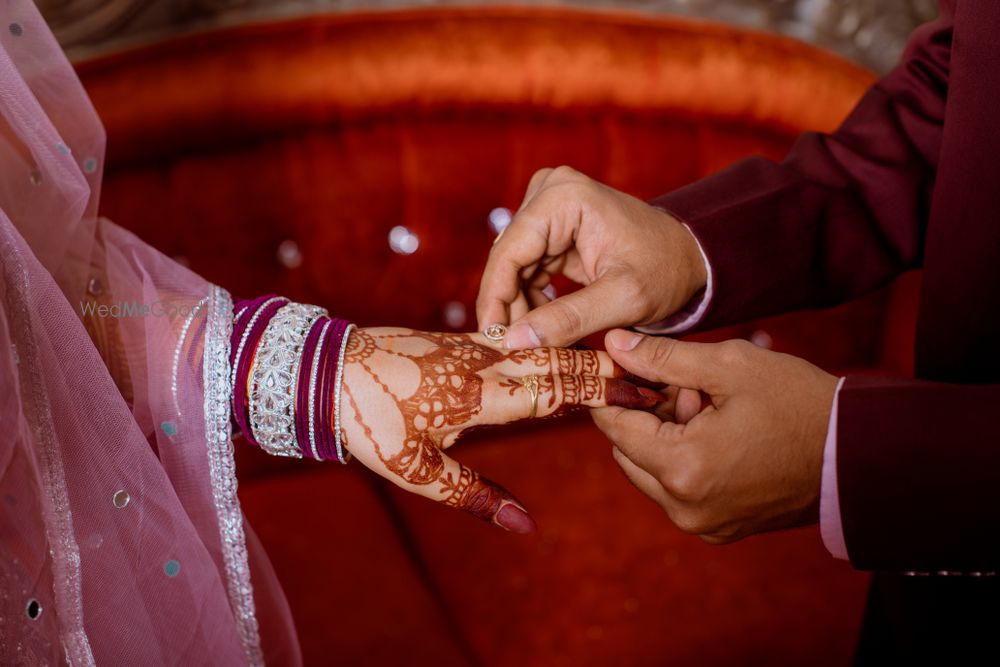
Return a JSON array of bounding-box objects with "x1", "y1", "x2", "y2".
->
[
  {"x1": 477, "y1": 212, "x2": 551, "y2": 330},
  {"x1": 604, "y1": 329, "x2": 725, "y2": 394},
  {"x1": 478, "y1": 169, "x2": 589, "y2": 332},
  {"x1": 591, "y1": 405, "x2": 681, "y2": 479},
  {"x1": 502, "y1": 271, "x2": 643, "y2": 349}
]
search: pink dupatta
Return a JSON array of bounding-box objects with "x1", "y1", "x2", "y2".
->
[{"x1": 0, "y1": 2, "x2": 300, "y2": 663}]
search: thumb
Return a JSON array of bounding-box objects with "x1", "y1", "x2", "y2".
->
[
  {"x1": 604, "y1": 329, "x2": 719, "y2": 391},
  {"x1": 503, "y1": 275, "x2": 637, "y2": 349}
]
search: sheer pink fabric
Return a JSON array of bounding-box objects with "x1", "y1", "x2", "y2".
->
[{"x1": 0, "y1": 3, "x2": 300, "y2": 664}]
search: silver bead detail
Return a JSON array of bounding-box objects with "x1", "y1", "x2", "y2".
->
[
  {"x1": 333, "y1": 324, "x2": 356, "y2": 464},
  {"x1": 112, "y1": 489, "x2": 131, "y2": 508}
]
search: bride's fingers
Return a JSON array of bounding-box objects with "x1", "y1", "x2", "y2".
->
[
  {"x1": 478, "y1": 375, "x2": 660, "y2": 424},
  {"x1": 496, "y1": 346, "x2": 629, "y2": 380},
  {"x1": 339, "y1": 390, "x2": 535, "y2": 533},
  {"x1": 543, "y1": 375, "x2": 662, "y2": 411},
  {"x1": 431, "y1": 454, "x2": 536, "y2": 533}
]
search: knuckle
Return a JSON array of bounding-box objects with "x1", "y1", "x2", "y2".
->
[
  {"x1": 669, "y1": 510, "x2": 708, "y2": 536},
  {"x1": 551, "y1": 165, "x2": 584, "y2": 182},
  {"x1": 545, "y1": 299, "x2": 585, "y2": 341},
  {"x1": 531, "y1": 166, "x2": 554, "y2": 181},
  {"x1": 719, "y1": 339, "x2": 753, "y2": 366},
  {"x1": 662, "y1": 467, "x2": 704, "y2": 504},
  {"x1": 615, "y1": 273, "x2": 648, "y2": 312},
  {"x1": 645, "y1": 337, "x2": 678, "y2": 370}
]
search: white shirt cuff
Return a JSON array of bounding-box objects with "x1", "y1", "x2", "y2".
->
[{"x1": 635, "y1": 224, "x2": 713, "y2": 335}]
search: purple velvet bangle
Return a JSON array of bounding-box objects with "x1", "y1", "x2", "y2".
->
[
  {"x1": 229, "y1": 294, "x2": 353, "y2": 460},
  {"x1": 315, "y1": 320, "x2": 336, "y2": 461},
  {"x1": 231, "y1": 297, "x2": 288, "y2": 447},
  {"x1": 230, "y1": 295, "x2": 277, "y2": 437},
  {"x1": 295, "y1": 316, "x2": 328, "y2": 459}
]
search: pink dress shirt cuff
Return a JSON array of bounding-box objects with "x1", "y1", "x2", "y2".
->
[
  {"x1": 820, "y1": 377, "x2": 849, "y2": 561},
  {"x1": 635, "y1": 223, "x2": 714, "y2": 335}
]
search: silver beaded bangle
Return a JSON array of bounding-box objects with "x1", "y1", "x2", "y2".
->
[
  {"x1": 333, "y1": 323, "x2": 356, "y2": 464},
  {"x1": 306, "y1": 319, "x2": 332, "y2": 460}
]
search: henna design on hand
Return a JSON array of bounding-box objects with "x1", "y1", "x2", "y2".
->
[
  {"x1": 339, "y1": 328, "x2": 658, "y2": 530},
  {"x1": 345, "y1": 330, "x2": 505, "y2": 484},
  {"x1": 441, "y1": 465, "x2": 535, "y2": 532}
]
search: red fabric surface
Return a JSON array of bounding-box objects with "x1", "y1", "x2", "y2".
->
[{"x1": 72, "y1": 7, "x2": 901, "y2": 664}]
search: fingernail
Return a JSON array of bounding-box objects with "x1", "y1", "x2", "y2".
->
[
  {"x1": 505, "y1": 323, "x2": 541, "y2": 349},
  {"x1": 638, "y1": 387, "x2": 666, "y2": 403},
  {"x1": 606, "y1": 379, "x2": 660, "y2": 409},
  {"x1": 609, "y1": 329, "x2": 642, "y2": 351},
  {"x1": 496, "y1": 502, "x2": 537, "y2": 534}
]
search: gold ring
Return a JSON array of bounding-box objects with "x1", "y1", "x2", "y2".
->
[
  {"x1": 520, "y1": 374, "x2": 539, "y2": 419},
  {"x1": 484, "y1": 323, "x2": 507, "y2": 342}
]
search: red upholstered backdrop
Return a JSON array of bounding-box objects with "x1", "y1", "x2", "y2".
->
[{"x1": 76, "y1": 7, "x2": 911, "y2": 665}]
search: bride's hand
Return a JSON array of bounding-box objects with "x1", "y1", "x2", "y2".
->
[{"x1": 339, "y1": 327, "x2": 660, "y2": 532}]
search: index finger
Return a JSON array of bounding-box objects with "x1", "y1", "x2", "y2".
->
[
  {"x1": 476, "y1": 214, "x2": 551, "y2": 330},
  {"x1": 591, "y1": 406, "x2": 683, "y2": 477}
]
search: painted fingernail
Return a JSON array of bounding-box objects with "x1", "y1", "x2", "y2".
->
[
  {"x1": 505, "y1": 323, "x2": 541, "y2": 349},
  {"x1": 609, "y1": 329, "x2": 642, "y2": 351},
  {"x1": 606, "y1": 379, "x2": 660, "y2": 409},
  {"x1": 638, "y1": 387, "x2": 666, "y2": 403},
  {"x1": 495, "y1": 502, "x2": 537, "y2": 534}
]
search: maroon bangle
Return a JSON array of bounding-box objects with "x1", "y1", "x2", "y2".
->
[
  {"x1": 230, "y1": 294, "x2": 353, "y2": 461},
  {"x1": 295, "y1": 316, "x2": 329, "y2": 459},
  {"x1": 315, "y1": 319, "x2": 337, "y2": 461},
  {"x1": 231, "y1": 296, "x2": 288, "y2": 447},
  {"x1": 322, "y1": 318, "x2": 352, "y2": 462}
]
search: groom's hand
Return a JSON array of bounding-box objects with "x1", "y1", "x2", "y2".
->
[
  {"x1": 593, "y1": 329, "x2": 839, "y2": 543},
  {"x1": 476, "y1": 166, "x2": 707, "y2": 349}
]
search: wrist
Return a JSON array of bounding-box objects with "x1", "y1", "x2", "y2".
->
[
  {"x1": 650, "y1": 206, "x2": 709, "y2": 318},
  {"x1": 677, "y1": 221, "x2": 709, "y2": 306}
]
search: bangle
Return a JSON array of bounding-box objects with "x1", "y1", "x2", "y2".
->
[
  {"x1": 230, "y1": 295, "x2": 354, "y2": 462},
  {"x1": 333, "y1": 323, "x2": 356, "y2": 464},
  {"x1": 248, "y1": 302, "x2": 327, "y2": 458},
  {"x1": 230, "y1": 296, "x2": 287, "y2": 443}
]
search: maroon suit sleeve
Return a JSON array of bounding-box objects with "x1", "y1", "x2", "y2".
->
[
  {"x1": 650, "y1": 12, "x2": 1000, "y2": 572},
  {"x1": 651, "y1": 16, "x2": 952, "y2": 330},
  {"x1": 837, "y1": 377, "x2": 1000, "y2": 572}
]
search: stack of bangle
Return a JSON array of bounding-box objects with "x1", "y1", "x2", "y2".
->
[{"x1": 229, "y1": 294, "x2": 354, "y2": 463}]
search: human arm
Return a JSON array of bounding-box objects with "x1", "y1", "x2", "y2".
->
[{"x1": 476, "y1": 15, "x2": 952, "y2": 347}]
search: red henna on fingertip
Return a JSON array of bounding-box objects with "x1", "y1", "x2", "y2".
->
[
  {"x1": 606, "y1": 378, "x2": 660, "y2": 409},
  {"x1": 612, "y1": 363, "x2": 663, "y2": 389}
]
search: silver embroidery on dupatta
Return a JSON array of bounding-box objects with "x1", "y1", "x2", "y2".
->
[
  {"x1": 1, "y1": 234, "x2": 96, "y2": 667},
  {"x1": 203, "y1": 284, "x2": 264, "y2": 666}
]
